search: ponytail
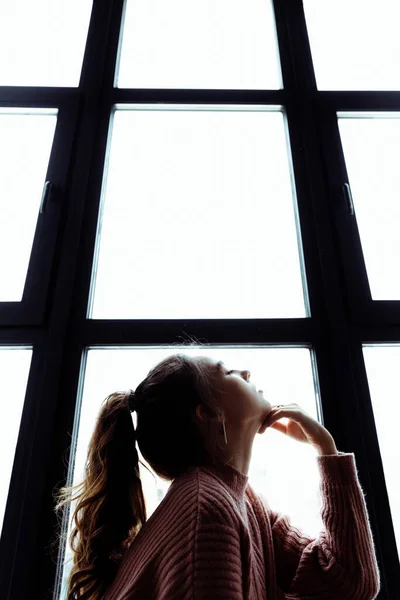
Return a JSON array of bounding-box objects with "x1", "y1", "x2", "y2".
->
[{"x1": 54, "y1": 391, "x2": 149, "y2": 600}]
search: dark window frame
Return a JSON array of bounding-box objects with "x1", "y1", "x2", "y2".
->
[
  {"x1": 315, "y1": 93, "x2": 400, "y2": 325},
  {"x1": 0, "y1": 0, "x2": 398, "y2": 598},
  {"x1": 0, "y1": 91, "x2": 80, "y2": 325}
]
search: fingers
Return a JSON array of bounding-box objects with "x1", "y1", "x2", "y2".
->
[
  {"x1": 268, "y1": 421, "x2": 287, "y2": 434},
  {"x1": 270, "y1": 403, "x2": 302, "y2": 416},
  {"x1": 265, "y1": 403, "x2": 301, "y2": 425}
]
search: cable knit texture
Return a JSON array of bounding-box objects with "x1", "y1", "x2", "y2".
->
[{"x1": 103, "y1": 451, "x2": 380, "y2": 599}]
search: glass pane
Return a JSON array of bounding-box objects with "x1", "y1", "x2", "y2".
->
[
  {"x1": 0, "y1": 348, "x2": 33, "y2": 539},
  {"x1": 0, "y1": 109, "x2": 58, "y2": 301},
  {"x1": 338, "y1": 114, "x2": 400, "y2": 300},
  {"x1": 0, "y1": 0, "x2": 93, "y2": 86},
  {"x1": 117, "y1": 0, "x2": 282, "y2": 89},
  {"x1": 303, "y1": 0, "x2": 400, "y2": 90},
  {"x1": 59, "y1": 346, "x2": 322, "y2": 597},
  {"x1": 363, "y1": 345, "x2": 400, "y2": 563},
  {"x1": 90, "y1": 107, "x2": 306, "y2": 318}
]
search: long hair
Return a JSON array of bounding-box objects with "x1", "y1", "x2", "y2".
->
[{"x1": 53, "y1": 347, "x2": 228, "y2": 600}]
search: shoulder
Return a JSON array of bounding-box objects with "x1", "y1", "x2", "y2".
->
[
  {"x1": 173, "y1": 467, "x2": 243, "y2": 529},
  {"x1": 244, "y1": 484, "x2": 276, "y2": 527}
]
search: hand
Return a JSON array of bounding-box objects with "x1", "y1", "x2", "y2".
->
[{"x1": 262, "y1": 403, "x2": 337, "y2": 453}]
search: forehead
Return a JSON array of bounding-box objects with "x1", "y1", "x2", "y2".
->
[{"x1": 195, "y1": 356, "x2": 224, "y2": 371}]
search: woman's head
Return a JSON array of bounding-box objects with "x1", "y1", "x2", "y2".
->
[
  {"x1": 130, "y1": 352, "x2": 232, "y2": 479},
  {"x1": 134, "y1": 353, "x2": 273, "y2": 478}
]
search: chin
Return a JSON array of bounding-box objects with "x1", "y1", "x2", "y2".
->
[{"x1": 257, "y1": 405, "x2": 273, "y2": 435}]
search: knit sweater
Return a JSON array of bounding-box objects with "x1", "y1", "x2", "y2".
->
[{"x1": 103, "y1": 451, "x2": 381, "y2": 599}]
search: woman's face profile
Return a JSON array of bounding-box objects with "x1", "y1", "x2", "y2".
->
[{"x1": 196, "y1": 356, "x2": 273, "y2": 434}]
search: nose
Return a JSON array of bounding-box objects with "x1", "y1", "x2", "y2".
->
[{"x1": 242, "y1": 370, "x2": 251, "y2": 381}]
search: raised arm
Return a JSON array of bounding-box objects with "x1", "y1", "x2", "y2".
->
[{"x1": 267, "y1": 453, "x2": 381, "y2": 599}]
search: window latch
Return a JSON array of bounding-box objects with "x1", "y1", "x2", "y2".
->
[
  {"x1": 39, "y1": 180, "x2": 56, "y2": 214},
  {"x1": 342, "y1": 182, "x2": 355, "y2": 216}
]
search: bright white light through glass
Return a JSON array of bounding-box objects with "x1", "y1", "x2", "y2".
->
[
  {"x1": 0, "y1": 109, "x2": 58, "y2": 301},
  {"x1": 363, "y1": 345, "x2": 400, "y2": 563},
  {"x1": 0, "y1": 348, "x2": 33, "y2": 540},
  {"x1": 90, "y1": 106, "x2": 306, "y2": 319},
  {"x1": 338, "y1": 114, "x2": 400, "y2": 300},
  {"x1": 303, "y1": 0, "x2": 400, "y2": 90},
  {"x1": 58, "y1": 346, "x2": 323, "y2": 598},
  {"x1": 0, "y1": 0, "x2": 93, "y2": 86},
  {"x1": 117, "y1": 0, "x2": 282, "y2": 89}
]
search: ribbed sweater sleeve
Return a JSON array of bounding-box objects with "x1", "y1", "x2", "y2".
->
[
  {"x1": 269, "y1": 452, "x2": 381, "y2": 599},
  {"x1": 194, "y1": 519, "x2": 243, "y2": 598}
]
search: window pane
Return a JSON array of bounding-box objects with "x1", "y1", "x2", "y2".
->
[
  {"x1": 59, "y1": 346, "x2": 322, "y2": 597},
  {"x1": 0, "y1": 0, "x2": 93, "y2": 86},
  {"x1": 90, "y1": 107, "x2": 306, "y2": 318},
  {"x1": 338, "y1": 114, "x2": 400, "y2": 300},
  {"x1": 363, "y1": 345, "x2": 400, "y2": 563},
  {"x1": 303, "y1": 0, "x2": 400, "y2": 90},
  {"x1": 117, "y1": 0, "x2": 282, "y2": 89},
  {"x1": 0, "y1": 348, "x2": 33, "y2": 539},
  {"x1": 0, "y1": 109, "x2": 57, "y2": 301}
]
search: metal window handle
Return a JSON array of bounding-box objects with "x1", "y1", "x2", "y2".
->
[
  {"x1": 39, "y1": 181, "x2": 59, "y2": 214},
  {"x1": 39, "y1": 180, "x2": 55, "y2": 214},
  {"x1": 342, "y1": 182, "x2": 355, "y2": 216},
  {"x1": 39, "y1": 181, "x2": 52, "y2": 214}
]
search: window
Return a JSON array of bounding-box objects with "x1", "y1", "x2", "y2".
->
[
  {"x1": 1, "y1": 0, "x2": 399, "y2": 598},
  {"x1": 0, "y1": 348, "x2": 32, "y2": 537},
  {"x1": 303, "y1": 0, "x2": 400, "y2": 91},
  {"x1": 0, "y1": 110, "x2": 57, "y2": 301},
  {"x1": 116, "y1": 0, "x2": 282, "y2": 89},
  {"x1": 90, "y1": 107, "x2": 306, "y2": 319},
  {"x1": 363, "y1": 345, "x2": 400, "y2": 563},
  {"x1": 60, "y1": 346, "x2": 322, "y2": 594},
  {"x1": 0, "y1": 0, "x2": 93, "y2": 87},
  {"x1": 338, "y1": 113, "x2": 400, "y2": 300}
]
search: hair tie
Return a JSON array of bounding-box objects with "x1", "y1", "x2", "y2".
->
[{"x1": 126, "y1": 389, "x2": 137, "y2": 413}]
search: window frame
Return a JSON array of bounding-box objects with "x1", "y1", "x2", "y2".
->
[
  {"x1": 314, "y1": 93, "x2": 400, "y2": 325},
  {"x1": 0, "y1": 91, "x2": 80, "y2": 325},
  {"x1": 0, "y1": 0, "x2": 399, "y2": 599}
]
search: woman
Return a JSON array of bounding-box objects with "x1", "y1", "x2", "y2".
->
[{"x1": 55, "y1": 352, "x2": 381, "y2": 599}]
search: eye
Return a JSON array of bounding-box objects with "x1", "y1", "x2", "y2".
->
[{"x1": 226, "y1": 370, "x2": 234, "y2": 375}]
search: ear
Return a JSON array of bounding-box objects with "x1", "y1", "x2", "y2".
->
[{"x1": 195, "y1": 404, "x2": 208, "y2": 422}]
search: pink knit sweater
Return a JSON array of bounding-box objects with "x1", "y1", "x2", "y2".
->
[{"x1": 103, "y1": 451, "x2": 380, "y2": 599}]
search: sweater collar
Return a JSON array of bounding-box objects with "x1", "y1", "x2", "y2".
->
[{"x1": 200, "y1": 461, "x2": 249, "y2": 497}]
